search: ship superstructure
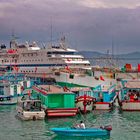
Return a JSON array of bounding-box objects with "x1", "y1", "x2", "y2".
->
[{"x1": 0, "y1": 37, "x2": 90, "y2": 73}]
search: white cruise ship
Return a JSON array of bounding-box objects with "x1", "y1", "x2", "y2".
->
[
  {"x1": 0, "y1": 37, "x2": 90, "y2": 73},
  {"x1": 0, "y1": 37, "x2": 116, "y2": 89}
]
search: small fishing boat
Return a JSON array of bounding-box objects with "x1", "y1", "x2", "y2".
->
[
  {"x1": 0, "y1": 74, "x2": 34, "y2": 105},
  {"x1": 50, "y1": 125, "x2": 112, "y2": 137},
  {"x1": 71, "y1": 87, "x2": 95, "y2": 113},
  {"x1": 93, "y1": 84, "x2": 117, "y2": 110},
  {"x1": 0, "y1": 95, "x2": 21, "y2": 105},
  {"x1": 119, "y1": 80, "x2": 140, "y2": 111},
  {"x1": 16, "y1": 99, "x2": 45, "y2": 120}
]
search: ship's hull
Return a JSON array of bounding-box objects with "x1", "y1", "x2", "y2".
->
[
  {"x1": 121, "y1": 101, "x2": 140, "y2": 111},
  {"x1": 55, "y1": 72, "x2": 116, "y2": 89},
  {"x1": 51, "y1": 127, "x2": 111, "y2": 136},
  {"x1": 93, "y1": 102, "x2": 112, "y2": 110}
]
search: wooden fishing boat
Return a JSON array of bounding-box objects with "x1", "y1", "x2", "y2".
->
[
  {"x1": 0, "y1": 95, "x2": 21, "y2": 105},
  {"x1": 50, "y1": 125, "x2": 112, "y2": 136}
]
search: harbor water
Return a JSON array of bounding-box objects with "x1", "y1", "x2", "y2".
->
[{"x1": 0, "y1": 106, "x2": 140, "y2": 140}]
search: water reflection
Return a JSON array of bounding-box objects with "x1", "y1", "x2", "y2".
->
[
  {"x1": 1, "y1": 106, "x2": 140, "y2": 140},
  {"x1": 52, "y1": 135, "x2": 110, "y2": 140}
]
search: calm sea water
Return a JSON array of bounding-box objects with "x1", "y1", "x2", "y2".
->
[{"x1": 0, "y1": 106, "x2": 140, "y2": 140}]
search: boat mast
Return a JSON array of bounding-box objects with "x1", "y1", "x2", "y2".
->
[{"x1": 50, "y1": 17, "x2": 53, "y2": 46}]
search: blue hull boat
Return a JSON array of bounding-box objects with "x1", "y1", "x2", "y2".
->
[{"x1": 51, "y1": 126, "x2": 112, "y2": 137}]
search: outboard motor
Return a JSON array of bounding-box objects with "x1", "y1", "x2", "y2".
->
[
  {"x1": 104, "y1": 125, "x2": 112, "y2": 131},
  {"x1": 100, "y1": 125, "x2": 112, "y2": 131}
]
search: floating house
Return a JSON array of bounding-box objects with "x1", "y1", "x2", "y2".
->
[{"x1": 32, "y1": 85, "x2": 78, "y2": 117}]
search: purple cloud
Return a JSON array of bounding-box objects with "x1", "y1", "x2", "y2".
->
[{"x1": 0, "y1": 0, "x2": 140, "y2": 53}]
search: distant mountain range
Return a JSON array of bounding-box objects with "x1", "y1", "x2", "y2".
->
[
  {"x1": 80, "y1": 51, "x2": 140, "y2": 59},
  {"x1": 79, "y1": 51, "x2": 140, "y2": 67}
]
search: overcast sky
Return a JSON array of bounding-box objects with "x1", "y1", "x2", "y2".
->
[{"x1": 0, "y1": 0, "x2": 140, "y2": 54}]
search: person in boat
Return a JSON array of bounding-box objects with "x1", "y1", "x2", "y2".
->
[
  {"x1": 79, "y1": 121, "x2": 85, "y2": 129},
  {"x1": 129, "y1": 93, "x2": 134, "y2": 101},
  {"x1": 134, "y1": 94, "x2": 138, "y2": 101},
  {"x1": 25, "y1": 102, "x2": 31, "y2": 111},
  {"x1": 21, "y1": 95, "x2": 26, "y2": 100},
  {"x1": 124, "y1": 94, "x2": 129, "y2": 101},
  {"x1": 73, "y1": 121, "x2": 85, "y2": 129},
  {"x1": 99, "y1": 93, "x2": 103, "y2": 102}
]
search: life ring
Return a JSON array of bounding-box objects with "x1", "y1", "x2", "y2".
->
[
  {"x1": 87, "y1": 101, "x2": 91, "y2": 106},
  {"x1": 0, "y1": 97, "x2": 4, "y2": 101}
]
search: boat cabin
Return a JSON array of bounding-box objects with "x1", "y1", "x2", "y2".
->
[
  {"x1": 18, "y1": 100, "x2": 42, "y2": 111},
  {"x1": 121, "y1": 80, "x2": 140, "y2": 101},
  {"x1": 92, "y1": 84, "x2": 117, "y2": 110}
]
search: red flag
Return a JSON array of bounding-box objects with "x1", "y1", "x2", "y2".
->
[
  {"x1": 28, "y1": 90, "x2": 31, "y2": 97},
  {"x1": 65, "y1": 65, "x2": 71, "y2": 73},
  {"x1": 7, "y1": 49, "x2": 17, "y2": 54},
  {"x1": 138, "y1": 64, "x2": 140, "y2": 72},
  {"x1": 13, "y1": 66, "x2": 19, "y2": 72},
  {"x1": 100, "y1": 76, "x2": 105, "y2": 81}
]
